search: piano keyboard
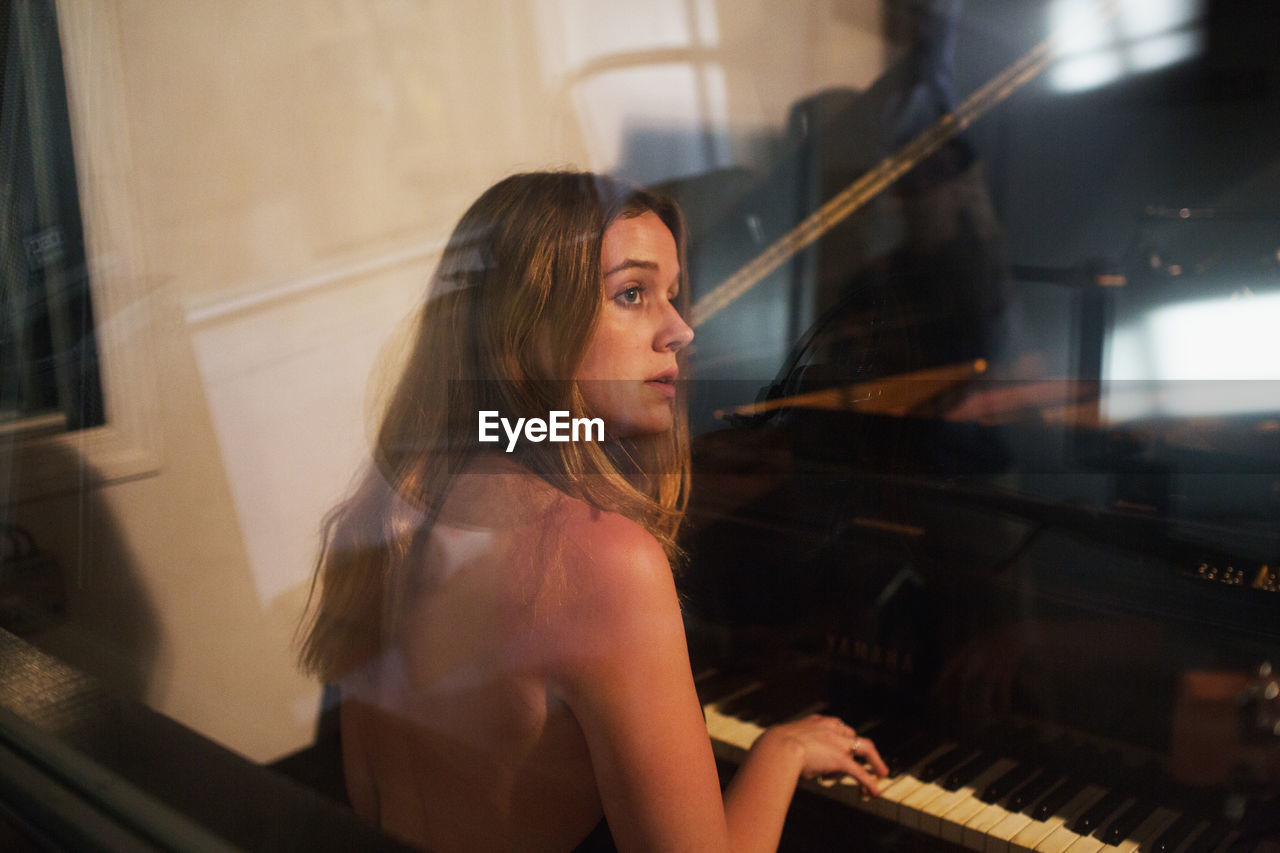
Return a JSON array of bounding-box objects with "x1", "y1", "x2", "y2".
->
[{"x1": 699, "y1": 670, "x2": 1259, "y2": 853}]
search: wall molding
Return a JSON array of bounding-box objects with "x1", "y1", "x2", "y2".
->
[{"x1": 183, "y1": 237, "x2": 444, "y2": 329}]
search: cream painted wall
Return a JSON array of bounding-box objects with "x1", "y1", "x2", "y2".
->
[{"x1": 9, "y1": 0, "x2": 888, "y2": 763}]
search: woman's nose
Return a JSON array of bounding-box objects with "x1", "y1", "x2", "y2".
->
[{"x1": 658, "y1": 302, "x2": 694, "y2": 353}]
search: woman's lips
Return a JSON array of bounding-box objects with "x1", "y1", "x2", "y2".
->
[{"x1": 644, "y1": 377, "x2": 676, "y2": 399}]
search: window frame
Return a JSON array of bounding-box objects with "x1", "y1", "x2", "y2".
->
[{"x1": 9, "y1": 1, "x2": 161, "y2": 503}]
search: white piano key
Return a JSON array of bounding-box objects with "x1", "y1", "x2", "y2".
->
[
  {"x1": 868, "y1": 745, "x2": 953, "y2": 822},
  {"x1": 919, "y1": 757, "x2": 1017, "y2": 838},
  {"x1": 1032, "y1": 825, "x2": 1082, "y2": 853},
  {"x1": 704, "y1": 701, "x2": 766, "y2": 758},
  {"x1": 937, "y1": 759, "x2": 1021, "y2": 845},
  {"x1": 1061, "y1": 835, "x2": 1105, "y2": 853},
  {"x1": 896, "y1": 777, "x2": 952, "y2": 830},
  {"x1": 986, "y1": 771, "x2": 1072, "y2": 852},
  {"x1": 875, "y1": 743, "x2": 961, "y2": 821},
  {"x1": 1009, "y1": 785, "x2": 1108, "y2": 853},
  {"x1": 987, "y1": 806, "x2": 1036, "y2": 852},
  {"x1": 961, "y1": 792, "x2": 1020, "y2": 851},
  {"x1": 706, "y1": 707, "x2": 760, "y2": 747},
  {"x1": 705, "y1": 700, "x2": 1193, "y2": 853}
]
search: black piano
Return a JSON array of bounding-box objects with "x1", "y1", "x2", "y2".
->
[{"x1": 666, "y1": 1, "x2": 1280, "y2": 850}]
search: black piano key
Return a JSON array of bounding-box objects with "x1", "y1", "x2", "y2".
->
[
  {"x1": 1008, "y1": 767, "x2": 1062, "y2": 813},
  {"x1": 871, "y1": 721, "x2": 932, "y2": 776},
  {"x1": 718, "y1": 673, "x2": 824, "y2": 726},
  {"x1": 1182, "y1": 820, "x2": 1231, "y2": 853},
  {"x1": 1153, "y1": 813, "x2": 1202, "y2": 853},
  {"x1": 856, "y1": 717, "x2": 904, "y2": 748},
  {"x1": 865, "y1": 717, "x2": 916, "y2": 753},
  {"x1": 693, "y1": 668, "x2": 751, "y2": 704},
  {"x1": 917, "y1": 744, "x2": 968, "y2": 783},
  {"x1": 894, "y1": 732, "x2": 945, "y2": 771},
  {"x1": 848, "y1": 718, "x2": 889, "y2": 743},
  {"x1": 942, "y1": 750, "x2": 1001, "y2": 791},
  {"x1": 1068, "y1": 788, "x2": 1128, "y2": 835},
  {"x1": 1030, "y1": 774, "x2": 1086, "y2": 820},
  {"x1": 865, "y1": 725, "x2": 917, "y2": 770},
  {"x1": 1028, "y1": 748, "x2": 1099, "y2": 818},
  {"x1": 979, "y1": 760, "x2": 1039, "y2": 803},
  {"x1": 1010, "y1": 734, "x2": 1074, "y2": 814},
  {"x1": 1101, "y1": 798, "x2": 1159, "y2": 844},
  {"x1": 717, "y1": 692, "x2": 767, "y2": 725},
  {"x1": 862, "y1": 716, "x2": 912, "y2": 746}
]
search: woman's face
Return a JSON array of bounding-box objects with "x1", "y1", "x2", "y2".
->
[{"x1": 575, "y1": 211, "x2": 694, "y2": 436}]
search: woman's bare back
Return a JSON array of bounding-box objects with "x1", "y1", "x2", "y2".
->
[{"x1": 340, "y1": 458, "x2": 613, "y2": 851}]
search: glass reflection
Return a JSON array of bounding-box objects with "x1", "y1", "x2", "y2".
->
[{"x1": 1, "y1": 0, "x2": 1277, "y2": 849}]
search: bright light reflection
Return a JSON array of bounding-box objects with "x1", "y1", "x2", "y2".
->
[
  {"x1": 1127, "y1": 29, "x2": 1203, "y2": 73},
  {"x1": 574, "y1": 62, "x2": 731, "y2": 181},
  {"x1": 1048, "y1": 0, "x2": 1205, "y2": 93},
  {"x1": 1105, "y1": 289, "x2": 1280, "y2": 419},
  {"x1": 1051, "y1": 52, "x2": 1125, "y2": 92},
  {"x1": 1050, "y1": 0, "x2": 1114, "y2": 55},
  {"x1": 1116, "y1": 0, "x2": 1198, "y2": 40},
  {"x1": 533, "y1": 0, "x2": 727, "y2": 181}
]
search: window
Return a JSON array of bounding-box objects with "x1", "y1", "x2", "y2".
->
[
  {"x1": 2, "y1": 0, "x2": 104, "y2": 439},
  {"x1": 3, "y1": 0, "x2": 159, "y2": 502}
]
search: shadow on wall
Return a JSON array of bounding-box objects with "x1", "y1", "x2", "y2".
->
[{"x1": 3, "y1": 442, "x2": 161, "y2": 704}]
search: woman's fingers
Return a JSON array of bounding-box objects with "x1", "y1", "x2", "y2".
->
[
  {"x1": 839, "y1": 731, "x2": 887, "y2": 797},
  {"x1": 842, "y1": 758, "x2": 883, "y2": 798},
  {"x1": 812, "y1": 748, "x2": 885, "y2": 797},
  {"x1": 850, "y1": 736, "x2": 890, "y2": 778},
  {"x1": 819, "y1": 722, "x2": 890, "y2": 794},
  {"x1": 769, "y1": 713, "x2": 891, "y2": 798}
]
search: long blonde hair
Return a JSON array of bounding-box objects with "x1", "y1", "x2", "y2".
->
[{"x1": 298, "y1": 172, "x2": 692, "y2": 681}]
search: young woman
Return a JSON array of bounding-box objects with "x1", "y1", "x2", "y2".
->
[{"x1": 298, "y1": 171, "x2": 887, "y2": 852}]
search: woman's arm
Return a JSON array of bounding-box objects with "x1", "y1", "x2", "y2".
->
[
  {"x1": 547, "y1": 509, "x2": 884, "y2": 852},
  {"x1": 724, "y1": 714, "x2": 887, "y2": 849}
]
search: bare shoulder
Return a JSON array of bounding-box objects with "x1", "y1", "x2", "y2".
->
[
  {"x1": 435, "y1": 457, "x2": 674, "y2": 621},
  {"x1": 528, "y1": 495, "x2": 683, "y2": 687},
  {"x1": 551, "y1": 497, "x2": 673, "y2": 604}
]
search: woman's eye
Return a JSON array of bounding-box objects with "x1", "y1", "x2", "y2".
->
[{"x1": 616, "y1": 286, "x2": 643, "y2": 306}]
